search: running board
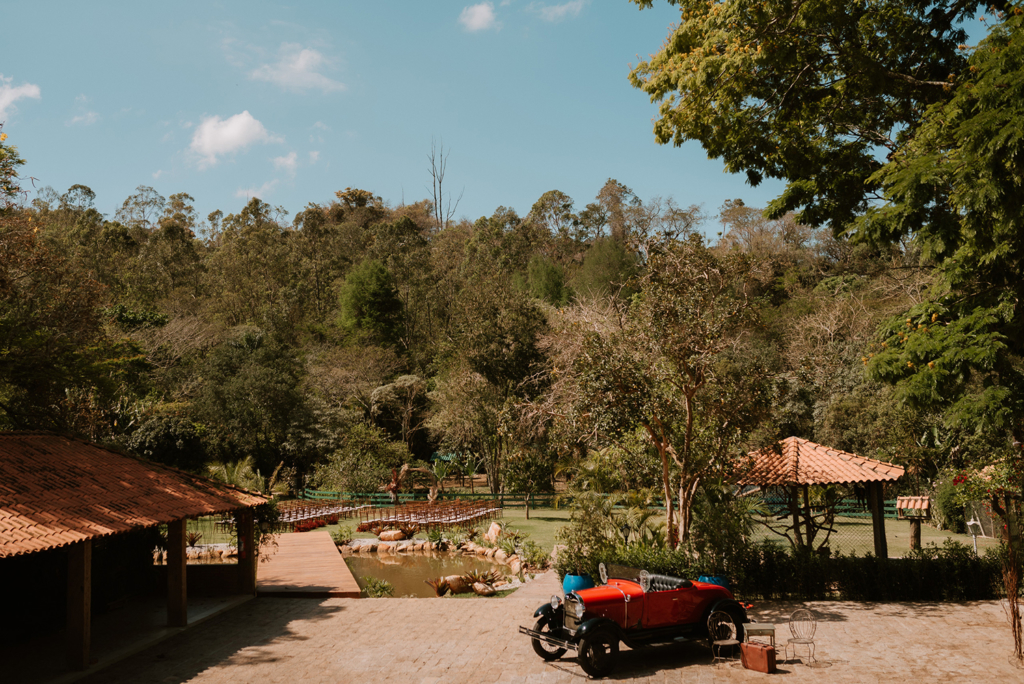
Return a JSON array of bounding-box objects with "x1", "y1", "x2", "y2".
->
[{"x1": 519, "y1": 625, "x2": 578, "y2": 652}]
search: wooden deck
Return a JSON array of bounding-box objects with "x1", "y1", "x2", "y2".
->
[{"x1": 256, "y1": 530, "x2": 361, "y2": 598}]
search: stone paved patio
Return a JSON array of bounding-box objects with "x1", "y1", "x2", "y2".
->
[{"x1": 75, "y1": 572, "x2": 1022, "y2": 684}]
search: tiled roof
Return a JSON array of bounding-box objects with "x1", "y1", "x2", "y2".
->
[
  {"x1": 736, "y1": 436, "x2": 904, "y2": 486},
  {"x1": 896, "y1": 496, "x2": 931, "y2": 510},
  {"x1": 0, "y1": 432, "x2": 268, "y2": 558}
]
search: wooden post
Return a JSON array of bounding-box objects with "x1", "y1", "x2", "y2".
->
[
  {"x1": 237, "y1": 509, "x2": 256, "y2": 595},
  {"x1": 66, "y1": 540, "x2": 92, "y2": 670},
  {"x1": 789, "y1": 486, "x2": 804, "y2": 549},
  {"x1": 167, "y1": 518, "x2": 187, "y2": 627},
  {"x1": 910, "y1": 519, "x2": 922, "y2": 551},
  {"x1": 869, "y1": 482, "x2": 889, "y2": 558}
]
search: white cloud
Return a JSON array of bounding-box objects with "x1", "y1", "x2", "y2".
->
[
  {"x1": 189, "y1": 111, "x2": 282, "y2": 168},
  {"x1": 0, "y1": 75, "x2": 41, "y2": 121},
  {"x1": 530, "y1": 0, "x2": 587, "y2": 22},
  {"x1": 251, "y1": 44, "x2": 345, "y2": 93},
  {"x1": 273, "y1": 151, "x2": 298, "y2": 175},
  {"x1": 68, "y1": 112, "x2": 99, "y2": 126},
  {"x1": 152, "y1": 170, "x2": 163, "y2": 180},
  {"x1": 460, "y1": 3, "x2": 499, "y2": 31},
  {"x1": 66, "y1": 94, "x2": 99, "y2": 127},
  {"x1": 309, "y1": 150, "x2": 320, "y2": 163},
  {"x1": 313, "y1": 121, "x2": 330, "y2": 131},
  {"x1": 235, "y1": 180, "x2": 279, "y2": 199}
]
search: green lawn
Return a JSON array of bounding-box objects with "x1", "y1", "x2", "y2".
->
[{"x1": 749, "y1": 515, "x2": 1001, "y2": 557}]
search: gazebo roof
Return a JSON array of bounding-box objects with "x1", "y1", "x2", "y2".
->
[
  {"x1": 737, "y1": 436, "x2": 904, "y2": 487},
  {"x1": 0, "y1": 432, "x2": 268, "y2": 558}
]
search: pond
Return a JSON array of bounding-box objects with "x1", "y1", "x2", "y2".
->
[{"x1": 346, "y1": 553, "x2": 505, "y2": 598}]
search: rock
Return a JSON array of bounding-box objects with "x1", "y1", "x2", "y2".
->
[
  {"x1": 484, "y1": 522, "x2": 502, "y2": 544},
  {"x1": 339, "y1": 546, "x2": 351, "y2": 556},
  {"x1": 485, "y1": 548, "x2": 497, "y2": 558},
  {"x1": 472, "y1": 582, "x2": 496, "y2": 596},
  {"x1": 510, "y1": 560, "x2": 522, "y2": 576},
  {"x1": 445, "y1": 575, "x2": 472, "y2": 594},
  {"x1": 494, "y1": 549, "x2": 508, "y2": 563},
  {"x1": 414, "y1": 542, "x2": 426, "y2": 552},
  {"x1": 494, "y1": 580, "x2": 507, "y2": 587},
  {"x1": 507, "y1": 554, "x2": 519, "y2": 565},
  {"x1": 379, "y1": 530, "x2": 406, "y2": 542}
]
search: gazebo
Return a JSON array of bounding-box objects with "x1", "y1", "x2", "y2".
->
[
  {"x1": 737, "y1": 436, "x2": 904, "y2": 557},
  {"x1": 0, "y1": 432, "x2": 268, "y2": 671}
]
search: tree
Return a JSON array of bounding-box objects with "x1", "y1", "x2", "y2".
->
[
  {"x1": 337, "y1": 259, "x2": 405, "y2": 347},
  {"x1": 427, "y1": 138, "x2": 463, "y2": 230},
  {"x1": 628, "y1": 0, "x2": 991, "y2": 230},
  {"x1": 569, "y1": 234, "x2": 772, "y2": 544}
]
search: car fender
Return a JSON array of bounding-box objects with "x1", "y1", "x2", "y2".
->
[
  {"x1": 575, "y1": 617, "x2": 625, "y2": 643},
  {"x1": 533, "y1": 603, "x2": 563, "y2": 626},
  {"x1": 707, "y1": 597, "x2": 748, "y2": 622}
]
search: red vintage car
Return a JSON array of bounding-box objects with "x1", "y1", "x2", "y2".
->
[{"x1": 520, "y1": 564, "x2": 749, "y2": 678}]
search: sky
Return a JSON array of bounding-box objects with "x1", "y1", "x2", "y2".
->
[{"x1": 0, "y1": 1, "x2": 788, "y2": 230}]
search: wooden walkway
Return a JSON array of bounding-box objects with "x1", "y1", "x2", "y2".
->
[{"x1": 256, "y1": 530, "x2": 361, "y2": 598}]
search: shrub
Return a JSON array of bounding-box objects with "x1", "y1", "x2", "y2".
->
[
  {"x1": 362, "y1": 576, "x2": 395, "y2": 598},
  {"x1": 331, "y1": 525, "x2": 353, "y2": 545}
]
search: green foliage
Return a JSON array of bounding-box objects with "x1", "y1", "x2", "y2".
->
[
  {"x1": 526, "y1": 254, "x2": 572, "y2": 306},
  {"x1": 103, "y1": 304, "x2": 169, "y2": 330},
  {"x1": 629, "y1": 0, "x2": 982, "y2": 230},
  {"x1": 126, "y1": 415, "x2": 208, "y2": 472},
  {"x1": 338, "y1": 258, "x2": 405, "y2": 347},
  {"x1": 688, "y1": 481, "x2": 765, "y2": 575},
  {"x1": 571, "y1": 237, "x2": 638, "y2": 299},
  {"x1": 933, "y1": 472, "x2": 967, "y2": 533},
  {"x1": 310, "y1": 421, "x2": 412, "y2": 494},
  {"x1": 331, "y1": 525, "x2": 354, "y2": 546},
  {"x1": 362, "y1": 576, "x2": 395, "y2": 598},
  {"x1": 521, "y1": 540, "x2": 550, "y2": 568}
]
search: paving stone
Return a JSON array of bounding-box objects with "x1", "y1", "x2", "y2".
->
[{"x1": 74, "y1": 580, "x2": 1023, "y2": 684}]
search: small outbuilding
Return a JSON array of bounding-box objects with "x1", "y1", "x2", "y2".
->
[
  {"x1": 737, "y1": 436, "x2": 904, "y2": 557},
  {"x1": 0, "y1": 432, "x2": 268, "y2": 671}
]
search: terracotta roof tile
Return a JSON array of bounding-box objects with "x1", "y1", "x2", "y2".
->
[
  {"x1": 0, "y1": 432, "x2": 268, "y2": 558},
  {"x1": 737, "y1": 436, "x2": 904, "y2": 486}
]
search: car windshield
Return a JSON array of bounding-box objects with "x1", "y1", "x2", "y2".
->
[{"x1": 604, "y1": 564, "x2": 646, "y2": 583}]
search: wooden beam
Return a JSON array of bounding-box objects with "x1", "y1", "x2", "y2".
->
[
  {"x1": 237, "y1": 509, "x2": 256, "y2": 595},
  {"x1": 66, "y1": 540, "x2": 92, "y2": 670},
  {"x1": 167, "y1": 518, "x2": 187, "y2": 627},
  {"x1": 869, "y1": 482, "x2": 889, "y2": 558}
]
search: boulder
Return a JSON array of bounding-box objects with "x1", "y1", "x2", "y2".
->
[
  {"x1": 494, "y1": 549, "x2": 508, "y2": 563},
  {"x1": 379, "y1": 530, "x2": 406, "y2": 542},
  {"x1": 484, "y1": 522, "x2": 502, "y2": 544},
  {"x1": 485, "y1": 548, "x2": 497, "y2": 558},
  {"x1": 472, "y1": 582, "x2": 496, "y2": 597},
  {"x1": 510, "y1": 560, "x2": 522, "y2": 576},
  {"x1": 445, "y1": 575, "x2": 472, "y2": 594}
]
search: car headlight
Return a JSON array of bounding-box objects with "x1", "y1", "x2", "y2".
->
[
  {"x1": 550, "y1": 595, "x2": 561, "y2": 611},
  {"x1": 573, "y1": 599, "x2": 585, "y2": 619}
]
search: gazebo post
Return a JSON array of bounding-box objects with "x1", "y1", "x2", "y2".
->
[
  {"x1": 66, "y1": 539, "x2": 92, "y2": 670},
  {"x1": 237, "y1": 508, "x2": 256, "y2": 595},
  {"x1": 869, "y1": 482, "x2": 888, "y2": 558},
  {"x1": 802, "y1": 485, "x2": 814, "y2": 548},
  {"x1": 789, "y1": 486, "x2": 804, "y2": 548},
  {"x1": 167, "y1": 518, "x2": 188, "y2": 627}
]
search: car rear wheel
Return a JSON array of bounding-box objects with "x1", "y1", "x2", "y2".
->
[
  {"x1": 531, "y1": 617, "x2": 567, "y2": 661},
  {"x1": 578, "y1": 628, "x2": 619, "y2": 678}
]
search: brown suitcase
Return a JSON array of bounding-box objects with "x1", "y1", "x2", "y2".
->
[{"x1": 740, "y1": 641, "x2": 777, "y2": 673}]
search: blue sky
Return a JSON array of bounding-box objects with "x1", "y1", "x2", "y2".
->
[{"x1": 1, "y1": 1, "x2": 786, "y2": 229}]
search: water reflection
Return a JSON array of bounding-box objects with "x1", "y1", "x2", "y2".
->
[{"x1": 346, "y1": 553, "x2": 504, "y2": 598}]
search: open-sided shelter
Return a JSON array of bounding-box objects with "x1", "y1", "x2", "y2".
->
[
  {"x1": 737, "y1": 436, "x2": 904, "y2": 557},
  {"x1": 0, "y1": 432, "x2": 268, "y2": 671}
]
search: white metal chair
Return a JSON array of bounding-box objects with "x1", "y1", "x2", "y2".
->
[{"x1": 786, "y1": 609, "x2": 817, "y2": 663}]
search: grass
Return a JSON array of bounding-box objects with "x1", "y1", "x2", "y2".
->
[{"x1": 749, "y1": 514, "x2": 1002, "y2": 557}]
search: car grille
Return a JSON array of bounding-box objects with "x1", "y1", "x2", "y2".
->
[{"x1": 563, "y1": 594, "x2": 582, "y2": 633}]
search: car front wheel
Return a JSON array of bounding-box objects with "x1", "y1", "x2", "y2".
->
[
  {"x1": 531, "y1": 617, "x2": 567, "y2": 661},
  {"x1": 578, "y1": 628, "x2": 619, "y2": 678}
]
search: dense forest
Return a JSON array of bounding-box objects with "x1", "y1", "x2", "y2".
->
[
  {"x1": 0, "y1": 130, "x2": 990, "y2": 523},
  {"x1": 2, "y1": 0, "x2": 1022, "y2": 555}
]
